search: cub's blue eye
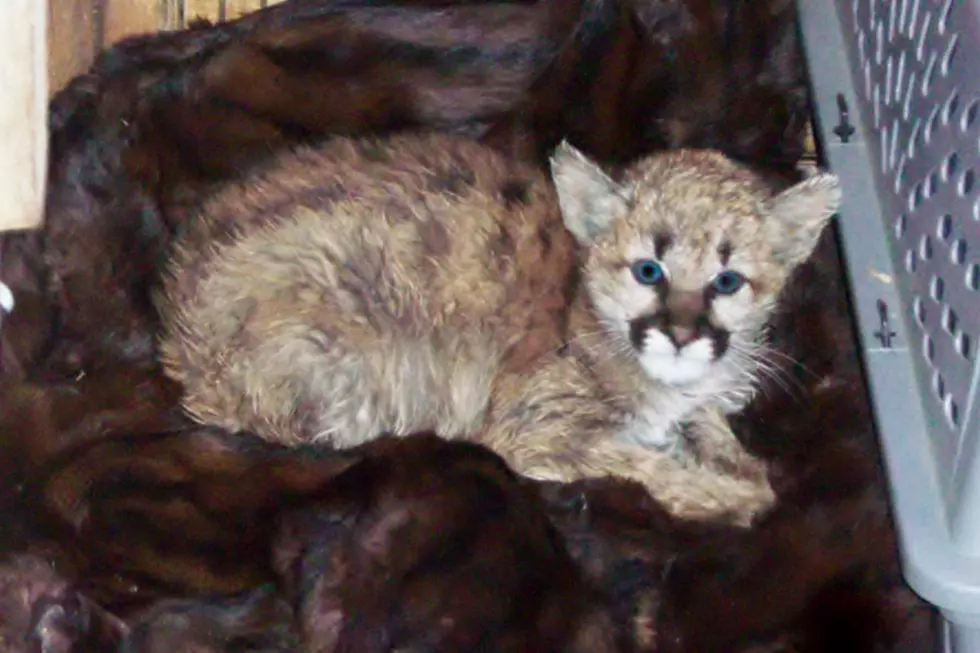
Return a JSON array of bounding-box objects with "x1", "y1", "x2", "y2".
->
[
  {"x1": 631, "y1": 259, "x2": 665, "y2": 286},
  {"x1": 712, "y1": 270, "x2": 746, "y2": 295}
]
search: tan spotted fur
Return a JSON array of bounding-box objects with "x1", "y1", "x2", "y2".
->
[{"x1": 158, "y1": 133, "x2": 840, "y2": 525}]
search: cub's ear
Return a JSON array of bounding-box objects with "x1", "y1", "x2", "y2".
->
[
  {"x1": 549, "y1": 140, "x2": 633, "y2": 245},
  {"x1": 766, "y1": 172, "x2": 841, "y2": 267}
]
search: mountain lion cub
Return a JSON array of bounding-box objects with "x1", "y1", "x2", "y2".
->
[{"x1": 159, "y1": 134, "x2": 840, "y2": 524}]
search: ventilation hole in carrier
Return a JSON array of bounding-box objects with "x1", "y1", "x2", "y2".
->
[
  {"x1": 896, "y1": 213, "x2": 908, "y2": 238},
  {"x1": 905, "y1": 0, "x2": 921, "y2": 39},
  {"x1": 873, "y1": 83, "x2": 883, "y2": 128},
  {"x1": 962, "y1": 100, "x2": 979, "y2": 132},
  {"x1": 914, "y1": 295, "x2": 927, "y2": 325},
  {"x1": 876, "y1": 20, "x2": 885, "y2": 64},
  {"x1": 938, "y1": 213, "x2": 953, "y2": 240},
  {"x1": 967, "y1": 264, "x2": 980, "y2": 290},
  {"x1": 904, "y1": 71, "x2": 918, "y2": 120},
  {"x1": 890, "y1": 120, "x2": 901, "y2": 170},
  {"x1": 939, "y1": 0, "x2": 955, "y2": 36},
  {"x1": 941, "y1": 35, "x2": 960, "y2": 76},
  {"x1": 917, "y1": 13, "x2": 932, "y2": 62},
  {"x1": 885, "y1": 55, "x2": 895, "y2": 107},
  {"x1": 936, "y1": 0, "x2": 957, "y2": 34},
  {"x1": 864, "y1": 60, "x2": 873, "y2": 100},
  {"x1": 944, "y1": 92, "x2": 961, "y2": 124},
  {"x1": 945, "y1": 395, "x2": 960, "y2": 428},
  {"x1": 931, "y1": 275, "x2": 946, "y2": 301},
  {"x1": 921, "y1": 52, "x2": 939, "y2": 97},
  {"x1": 942, "y1": 306, "x2": 959, "y2": 334},
  {"x1": 920, "y1": 234, "x2": 934, "y2": 260},
  {"x1": 926, "y1": 171, "x2": 939, "y2": 198},
  {"x1": 945, "y1": 153, "x2": 960, "y2": 181},
  {"x1": 952, "y1": 239, "x2": 967, "y2": 264},
  {"x1": 906, "y1": 249, "x2": 918, "y2": 272},
  {"x1": 895, "y1": 50, "x2": 908, "y2": 103},
  {"x1": 960, "y1": 169, "x2": 976, "y2": 196},
  {"x1": 925, "y1": 105, "x2": 941, "y2": 144},
  {"x1": 895, "y1": 156, "x2": 909, "y2": 193},
  {"x1": 923, "y1": 333, "x2": 936, "y2": 362},
  {"x1": 880, "y1": 128, "x2": 890, "y2": 172},
  {"x1": 907, "y1": 121, "x2": 921, "y2": 158},
  {"x1": 934, "y1": 371, "x2": 946, "y2": 398},
  {"x1": 957, "y1": 333, "x2": 972, "y2": 359},
  {"x1": 904, "y1": 0, "x2": 916, "y2": 33},
  {"x1": 909, "y1": 182, "x2": 925, "y2": 210},
  {"x1": 887, "y1": 0, "x2": 898, "y2": 42}
]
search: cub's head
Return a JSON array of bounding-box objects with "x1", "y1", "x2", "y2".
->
[{"x1": 550, "y1": 142, "x2": 840, "y2": 387}]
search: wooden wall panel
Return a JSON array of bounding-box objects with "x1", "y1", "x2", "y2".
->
[
  {"x1": 184, "y1": 0, "x2": 284, "y2": 24},
  {"x1": 103, "y1": 0, "x2": 160, "y2": 45},
  {"x1": 225, "y1": 0, "x2": 275, "y2": 21},
  {"x1": 48, "y1": 0, "x2": 98, "y2": 95},
  {"x1": 1, "y1": 0, "x2": 48, "y2": 231},
  {"x1": 159, "y1": 0, "x2": 183, "y2": 30},
  {"x1": 184, "y1": 0, "x2": 216, "y2": 23}
]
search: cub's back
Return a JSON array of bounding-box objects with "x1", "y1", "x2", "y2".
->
[{"x1": 158, "y1": 134, "x2": 577, "y2": 444}]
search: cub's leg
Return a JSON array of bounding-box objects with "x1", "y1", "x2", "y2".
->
[
  {"x1": 480, "y1": 365, "x2": 774, "y2": 525},
  {"x1": 508, "y1": 438, "x2": 774, "y2": 527},
  {"x1": 481, "y1": 406, "x2": 774, "y2": 527},
  {"x1": 681, "y1": 406, "x2": 771, "y2": 485}
]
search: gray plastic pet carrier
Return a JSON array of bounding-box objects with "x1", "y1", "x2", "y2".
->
[{"x1": 798, "y1": 0, "x2": 980, "y2": 648}]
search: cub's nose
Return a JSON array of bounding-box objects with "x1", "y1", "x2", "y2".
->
[{"x1": 668, "y1": 325, "x2": 698, "y2": 348}]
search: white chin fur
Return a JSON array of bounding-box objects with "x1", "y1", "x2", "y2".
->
[{"x1": 638, "y1": 330, "x2": 715, "y2": 386}]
